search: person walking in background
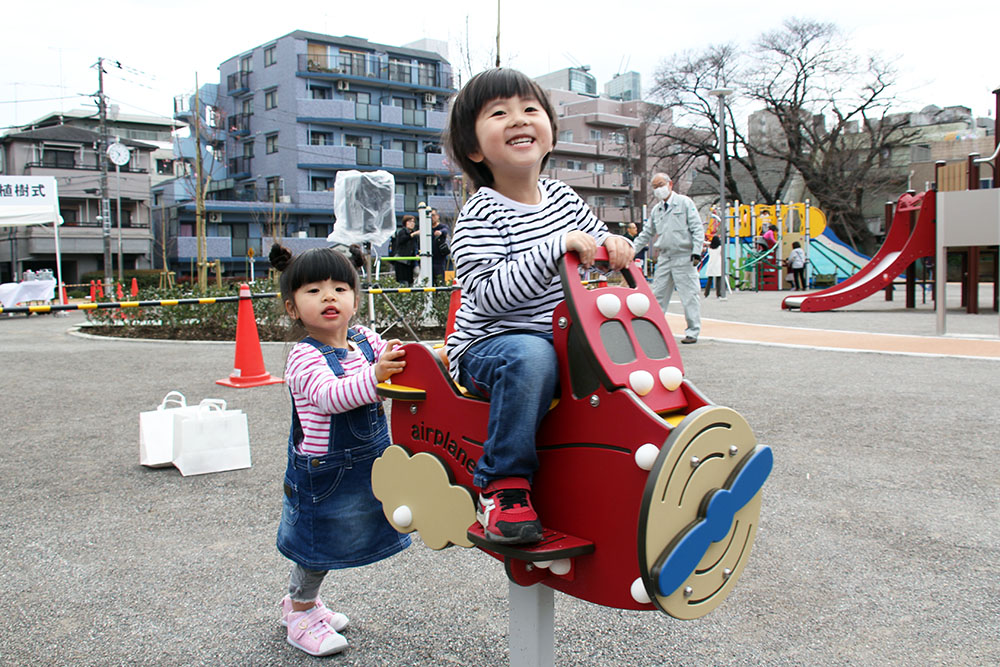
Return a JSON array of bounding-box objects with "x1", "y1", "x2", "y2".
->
[
  {"x1": 268, "y1": 244, "x2": 411, "y2": 657},
  {"x1": 703, "y1": 235, "x2": 723, "y2": 297},
  {"x1": 392, "y1": 214, "x2": 419, "y2": 285},
  {"x1": 430, "y1": 209, "x2": 451, "y2": 284},
  {"x1": 632, "y1": 172, "x2": 704, "y2": 344},
  {"x1": 787, "y1": 240, "x2": 807, "y2": 290}
]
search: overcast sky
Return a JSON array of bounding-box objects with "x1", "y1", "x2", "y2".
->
[{"x1": 2, "y1": 0, "x2": 997, "y2": 132}]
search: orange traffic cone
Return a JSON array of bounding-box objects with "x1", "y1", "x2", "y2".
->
[
  {"x1": 116, "y1": 282, "x2": 124, "y2": 300},
  {"x1": 97, "y1": 282, "x2": 105, "y2": 299},
  {"x1": 89, "y1": 281, "x2": 96, "y2": 302},
  {"x1": 130, "y1": 277, "x2": 139, "y2": 297},
  {"x1": 60, "y1": 285, "x2": 69, "y2": 305},
  {"x1": 217, "y1": 283, "x2": 284, "y2": 388}
]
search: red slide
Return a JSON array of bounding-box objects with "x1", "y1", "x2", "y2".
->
[{"x1": 782, "y1": 191, "x2": 935, "y2": 311}]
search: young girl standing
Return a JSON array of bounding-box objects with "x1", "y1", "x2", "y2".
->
[{"x1": 269, "y1": 244, "x2": 410, "y2": 657}]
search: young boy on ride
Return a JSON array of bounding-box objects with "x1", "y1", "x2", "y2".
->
[
  {"x1": 269, "y1": 244, "x2": 411, "y2": 656},
  {"x1": 444, "y1": 68, "x2": 634, "y2": 545}
]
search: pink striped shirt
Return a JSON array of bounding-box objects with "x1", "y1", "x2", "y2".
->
[{"x1": 284, "y1": 326, "x2": 387, "y2": 456}]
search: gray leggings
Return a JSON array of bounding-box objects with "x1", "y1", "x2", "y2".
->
[{"x1": 288, "y1": 564, "x2": 328, "y2": 603}]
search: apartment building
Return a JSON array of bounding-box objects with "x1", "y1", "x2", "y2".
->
[
  {"x1": 540, "y1": 85, "x2": 644, "y2": 233},
  {"x1": 157, "y1": 30, "x2": 457, "y2": 279},
  {"x1": 0, "y1": 117, "x2": 163, "y2": 283}
]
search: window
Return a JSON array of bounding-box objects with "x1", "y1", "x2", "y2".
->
[
  {"x1": 592, "y1": 162, "x2": 605, "y2": 174},
  {"x1": 309, "y1": 224, "x2": 329, "y2": 237},
  {"x1": 392, "y1": 97, "x2": 416, "y2": 109},
  {"x1": 344, "y1": 135, "x2": 371, "y2": 148},
  {"x1": 59, "y1": 207, "x2": 78, "y2": 224},
  {"x1": 263, "y1": 45, "x2": 276, "y2": 67},
  {"x1": 344, "y1": 91, "x2": 371, "y2": 104},
  {"x1": 242, "y1": 141, "x2": 254, "y2": 158},
  {"x1": 180, "y1": 222, "x2": 194, "y2": 236},
  {"x1": 566, "y1": 159, "x2": 584, "y2": 171},
  {"x1": 311, "y1": 176, "x2": 334, "y2": 191},
  {"x1": 310, "y1": 130, "x2": 334, "y2": 146},
  {"x1": 265, "y1": 133, "x2": 278, "y2": 154},
  {"x1": 156, "y1": 158, "x2": 174, "y2": 175},
  {"x1": 396, "y1": 182, "x2": 417, "y2": 212},
  {"x1": 590, "y1": 129, "x2": 602, "y2": 141},
  {"x1": 559, "y1": 130, "x2": 573, "y2": 143},
  {"x1": 388, "y1": 58, "x2": 411, "y2": 83},
  {"x1": 240, "y1": 55, "x2": 253, "y2": 73},
  {"x1": 610, "y1": 131, "x2": 626, "y2": 145},
  {"x1": 266, "y1": 177, "x2": 282, "y2": 201},
  {"x1": 241, "y1": 98, "x2": 253, "y2": 116},
  {"x1": 417, "y1": 61, "x2": 436, "y2": 87},
  {"x1": 42, "y1": 148, "x2": 75, "y2": 168},
  {"x1": 310, "y1": 85, "x2": 332, "y2": 100},
  {"x1": 264, "y1": 89, "x2": 277, "y2": 110}
]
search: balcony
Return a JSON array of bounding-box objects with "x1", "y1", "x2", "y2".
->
[
  {"x1": 228, "y1": 112, "x2": 251, "y2": 136},
  {"x1": 227, "y1": 71, "x2": 251, "y2": 95},
  {"x1": 355, "y1": 146, "x2": 382, "y2": 167},
  {"x1": 228, "y1": 156, "x2": 253, "y2": 180},
  {"x1": 298, "y1": 54, "x2": 454, "y2": 91}
]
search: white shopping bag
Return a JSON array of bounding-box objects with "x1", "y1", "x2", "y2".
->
[
  {"x1": 140, "y1": 392, "x2": 227, "y2": 467},
  {"x1": 172, "y1": 402, "x2": 251, "y2": 477}
]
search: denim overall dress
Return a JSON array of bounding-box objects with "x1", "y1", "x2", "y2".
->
[{"x1": 276, "y1": 331, "x2": 411, "y2": 570}]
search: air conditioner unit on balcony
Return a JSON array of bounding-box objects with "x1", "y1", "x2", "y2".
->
[
  {"x1": 425, "y1": 176, "x2": 438, "y2": 186},
  {"x1": 336, "y1": 80, "x2": 350, "y2": 91},
  {"x1": 207, "y1": 212, "x2": 222, "y2": 223},
  {"x1": 424, "y1": 92, "x2": 437, "y2": 105},
  {"x1": 279, "y1": 195, "x2": 291, "y2": 203}
]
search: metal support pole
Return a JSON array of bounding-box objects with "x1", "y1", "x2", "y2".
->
[
  {"x1": 116, "y1": 162, "x2": 123, "y2": 282},
  {"x1": 508, "y1": 581, "x2": 554, "y2": 667},
  {"x1": 96, "y1": 58, "x2": 113, "y2": 296},
  {"x1": 709, "y1": 88, "x2": 734, "y2": 299}
]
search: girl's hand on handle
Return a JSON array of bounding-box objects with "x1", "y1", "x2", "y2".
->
[
  {"x1": 375, "y1": 340, "x2": 406, "y2": 382},
  {"x1": 603, "y1": 235, "x2": 635, "y2": 271},
  {"x1": 565, "y1": 231, "x2": 597, "y2": 267}
]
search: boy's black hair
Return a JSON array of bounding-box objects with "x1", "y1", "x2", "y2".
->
[
  {"x1": 269, "y1": 244, "x2": 360, "y2": 305},
  {"x1": 792, "y1": 240, "x2": 801, "y2": 248},
  {"x1": 710, "y1": 235, "x2": 721, "y2": 249},
  {"x1": 445, "y1": 68, "x2": 558, "y2": 190}
]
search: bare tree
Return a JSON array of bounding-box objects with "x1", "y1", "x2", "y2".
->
[{"x1": 649, "y1": 18, "x2": 915, "y2": 253}]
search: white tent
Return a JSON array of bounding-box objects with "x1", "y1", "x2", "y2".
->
[{"x1": 0, "y1": 176, "x2": 65, "y2": 304}]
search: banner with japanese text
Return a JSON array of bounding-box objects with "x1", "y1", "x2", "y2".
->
[{"x1": 0, "y1": 176, "x2": 61, "y2": 226}]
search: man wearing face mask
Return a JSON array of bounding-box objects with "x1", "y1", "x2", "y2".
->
[{"x1": 632, "y1": 172, "x2": 704, "y2": 343}]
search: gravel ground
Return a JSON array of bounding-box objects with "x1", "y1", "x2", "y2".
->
[{"x1": 0, "y1": 290, "x2": 997, "y2": 666}]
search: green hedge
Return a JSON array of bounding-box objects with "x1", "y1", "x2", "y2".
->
[
  {"x1": 82, "y1": 275, "x2": 452, "y2": 341},
  {"x1": 79, "y1": 269, "x2": 165, "y2": 291}
]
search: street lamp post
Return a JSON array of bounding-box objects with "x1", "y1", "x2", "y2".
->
[{"x1": 708, "y1": 88, "x2": 734, "y2": 299}]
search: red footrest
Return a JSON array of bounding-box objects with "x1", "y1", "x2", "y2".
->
[{"x1": 467, "y1": 524, "x2": 594, "y2": 561}]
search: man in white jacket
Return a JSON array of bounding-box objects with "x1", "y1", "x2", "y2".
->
[{"x1": 632, "y1": 173, "x2": 704, "y2": 343}]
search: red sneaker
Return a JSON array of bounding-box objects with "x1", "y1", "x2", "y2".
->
[{"x1": 477, "y1": 477, "x2": 543, "y2": 544}]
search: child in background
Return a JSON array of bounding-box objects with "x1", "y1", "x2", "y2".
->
[
  {"x1": 703, "y1": 235, "x2": 722, "y2": 297},
  {"x1": 787, "y1": 240, "x2": 806, "y2": 290},
  {"x1": 269, "y1": 244, "x2": 410, "y2": 657},
  {"x1": 444, "y1": 68, "x2": 634, "y2": 544}
]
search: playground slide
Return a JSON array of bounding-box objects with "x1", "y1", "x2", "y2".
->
[{"x1": 782, "y1": 191, "x2": 935, "y2": 311}]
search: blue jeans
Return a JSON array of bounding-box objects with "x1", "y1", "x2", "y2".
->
[{"x1": 458, "y1": 332, "x2": 559, "y2": 488}]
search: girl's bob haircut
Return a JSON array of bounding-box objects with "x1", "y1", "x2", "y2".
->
[
  {"x1": 271, "y1": 244, "x2": 360, "y2": 305},
  {"x1": 445, "y1": 68, "x2": 558, "y2": 190}
]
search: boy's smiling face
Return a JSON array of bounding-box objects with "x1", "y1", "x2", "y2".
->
[{"x1": 468, "y1": 95, "x2": 553, "y2": 190}]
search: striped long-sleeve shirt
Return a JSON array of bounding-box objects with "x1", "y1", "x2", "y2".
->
[
  {"x1": 284, "y1": 326, "x2": 387, "y2": 456},
  {"x1": 444, "y1": 178, "x2": 611, "y2": 380}
]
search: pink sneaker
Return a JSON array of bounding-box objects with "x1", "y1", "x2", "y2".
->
[
  {"x1": 286, "y1": 606, "x2": 348, "y2": 657},
  {"x1": 279, "y1": 595, "x2": 349, "y2": 632}
]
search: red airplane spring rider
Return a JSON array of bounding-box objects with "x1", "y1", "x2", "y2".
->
[{"x1": 372, "y1": 248, "x2": 772, "y2": 620}]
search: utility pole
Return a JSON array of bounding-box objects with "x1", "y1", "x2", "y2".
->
[
  {"x1": 193, "y1": 76, "x2": 207, "y2": 293},
  {"x1": 96, "y1": 58, "x2": 113, "y2": 295},
  {"x1": 495, "y1": 0, "x2": 501, "y2": 67},
  {"x1": 624, "y1": 126, "x2": 634, "y2": 226}
]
